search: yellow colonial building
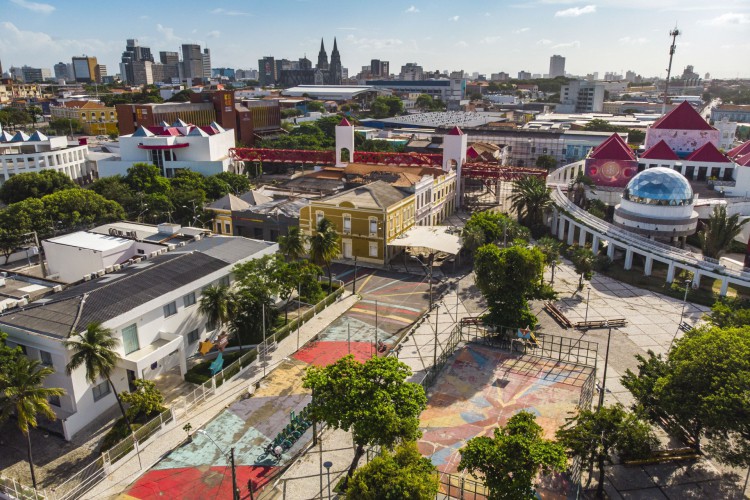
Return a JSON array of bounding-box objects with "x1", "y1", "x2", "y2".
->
[
  {"x1": 50, "y1": 100, "x2": 119, "y2": 135},
  {"x1": 300, "y1": 180, "x2": 415, "y2": 265}
]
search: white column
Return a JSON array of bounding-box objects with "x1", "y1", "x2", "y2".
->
[
  {"x1": 551, "y1": 209, "x2": 558, "y2": 230},
  {"x1": 578, "y1": 227, "x2": 587, "y2": 246},
  {"x1": 692, "y1": 271, "x2": 701, "y2": 289},
  {"x1": 624, "y1": 248, "x2": 634, "y2": 270},
  {"x1": 644, "y1": 256, "x2": 653, "y2": 276},
  {"x1": 558, "y1": 217, "x2": 566, "y2": 239},
  {"x1": 591, "y1": 235, "x2": 599, "y2": 254},
  {"x1": 666, "y1": 262, "x2": 676, "y2": 283},
  {"x1": 719, "y1": 168, "x2": 725, "y2": 180},
  {"x1": 606, "y1": 241, "x2": 615, "y2": 260},
  {"x1": 720, "y1": 278, "x2": 730, "y2": 296},
  {"x1": 567, "y1": 222, "x2": 576, "y2": 246}
]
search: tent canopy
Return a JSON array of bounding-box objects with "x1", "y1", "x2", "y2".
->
[{"x1": 390, "y1": 226, "x2": 462, "y2": 255}]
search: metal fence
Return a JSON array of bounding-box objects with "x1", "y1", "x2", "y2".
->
[{"x1": 0, "y1": 476, "x2": 47, "y2": 500}]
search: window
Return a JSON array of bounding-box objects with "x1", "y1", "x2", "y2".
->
[
  {"x1": 137, "y1": 249, "x2": 145, "y2": 255},
  {"x1": 48, "y1": 395, "x2": 61, "y2": 407},
  {"x1": 183, "y1": 292, "x2": 196, "y2": 307},
  {"x1": 369, "y1": 242, "x2": 378, "y2": 257},
  {"x1": 369, "y1": 219, "x2": 378, "y2": 234},
  {"x1": 225, "y1": 222, "x2": 231, "y2": 234},
  {"x1": 92, "y1": 380, "x2": 111, "y2": 401},
  {"x1": 163, "y1": 301, "x2": 177, "y2": 317},
  {"x1": 187, "y1": 328, "x2": 200, "y2": 344},
  {"x1": 122, "y1": 324, "x2": 140, "y2": 354},
  {"x1": 220, "y1": 276, "x2": 230, "y2": 287},
  {"x1": 343, "y1": 215, "x2": 351, "y2": 233},
  {"x1": 40, "y1": 350, "x2": 52, "y2": 366},
  {"x1": 316, "y1": 212, "x2": 324, "y2": 225}
]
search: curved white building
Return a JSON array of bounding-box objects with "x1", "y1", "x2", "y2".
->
[{"x1": 613, "y1": 167, "x2": 698, "y2": 241}]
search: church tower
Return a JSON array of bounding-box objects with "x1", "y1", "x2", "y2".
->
[
  {"x1": 316, "y1": 38, "x2": 329, "y2": 71},
  {"x1": 329, "y1": 38, "x2": 342, "y2": 85}
]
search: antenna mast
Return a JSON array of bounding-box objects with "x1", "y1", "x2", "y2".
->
[{"x1": 662, "y1": 27, "x2": 680, "y2": 115}]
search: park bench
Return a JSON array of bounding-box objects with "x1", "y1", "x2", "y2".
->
[
  {"x1": 575, "y1": 318, "x2": 627, "y2": 330},
  {"x1": 544, "y1": 302, "x2": 573, "y2": 328},
  {"x1": 623, "y1": 447, "x2": 700, "y2": 465}
]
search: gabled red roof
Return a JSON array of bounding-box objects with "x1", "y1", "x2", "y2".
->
[
  {"x1": 589, "y1": 133, "x2": 635, "y2": 161},
  {"x1": 338, "y1": 117, "x2": 351, "y2": 126},
  {"x1": 640, "y1": 140, "x2": 680, "y2": 160},
  {"x1": 734, "y1": 154, "x2": 750, "y2": 167},
  {"x1": 447, "y1": 126, "x2": 464, "y2": 136},
  {"x1": 651, "y1": 101, "x2": 713, "y2": 131},
  {"x1": 685, "y1": 142, "x2": 730, "y2": 163},
  {"x1": 727, "y1": 141, "x2": 750, "y2": 159}
]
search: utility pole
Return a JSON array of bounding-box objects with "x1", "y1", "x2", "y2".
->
[
  {"x1": 662, "y1": 28, "x2": 681, "y2": 115},
  {"x1": 230, "y1": 447, "x2": 240, "y2": 500},
  {"x1": 352, "y1": 255, "x2": 357, "y2": 294}
]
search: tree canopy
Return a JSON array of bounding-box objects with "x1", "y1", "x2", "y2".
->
[
  {"x1": 0, "y1": 171, "x2": 78, "y2": 205},
  {"x1": 459, "y1": 411, "x2": 567, "y2": 500},
  {"x1": 698, "y1": 205, "x2": 748, "y2": 259},
  {"x1": 463, "y1": 211, "x2": 529, "y2": 247},
  {"x1": 303, "y1": 355, "x2": 427, "y2": 479}
]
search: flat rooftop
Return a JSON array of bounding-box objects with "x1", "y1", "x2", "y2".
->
[{"x1": 46, "y1": 231, "x2": 131, "y2": 252}]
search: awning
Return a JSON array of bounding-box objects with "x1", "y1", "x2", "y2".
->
[{"x1": 390, "y1": 226, "x2": 461, "y2": 255}]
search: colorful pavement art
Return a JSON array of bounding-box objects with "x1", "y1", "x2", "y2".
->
[
  {"x1": 418, "y1": 344, "x2": 592, "y2": 499},
  {"x1": 123, "y1": 267, "x2": 432, "y2": 499}
]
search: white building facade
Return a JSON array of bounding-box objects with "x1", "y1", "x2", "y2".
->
[{"x1": 0, "y1": 130, "x2": 92, "y2": 184}]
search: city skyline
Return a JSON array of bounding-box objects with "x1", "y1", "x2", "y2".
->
[{"x1": 1, "y1": 0, "x2": 749, "y2": 79}]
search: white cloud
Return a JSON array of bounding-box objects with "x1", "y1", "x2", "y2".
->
[
  {"x1": 210, "y1": 8, "x2": 250, "y2": 16},
  {"x1": 456, "y1": 40, "x2": 469, "y2": 47},
  {"x1": 345, "y1": 34, "x2": 404, "y2": 50},
  {"x1": 156, "y1": 24, "x2": 181, "y2": 42},
  {"x1": 0, "y1": 22, "x2": 116, "y2": 60},
  {"x1": 536, "y1": 38, "x2": 553, "y2": 45},
  {"x1": 554, "y1": 5, "x2": 596, "y2": 17},
  {"x1": 513, "y1": 27, "x2": 530, "y2": 34},
  {"x1": 207, "y1": 30, "x2": 221, "y2": 39},
  {"x1": 449, "y1": 15, "x2": 460, "y2": 21},
  {"x1": 10, "y1": 0, "x2": 54, "y2": 13},
  {"x1": 704, "y1": 12, "x2": 750, "y2": 25},
  {"x1": 552, "y1": 40, "x2": 581, "y2": 48},
  {"x1": 480, "y1": 36, "x2": 502, "y2": 44},
  {"x1": 405, "y1": 5, "x2": 419, "y2": 13},
  {"x1": 618, "y1": 36, "x2": 648, "y2": 45}
]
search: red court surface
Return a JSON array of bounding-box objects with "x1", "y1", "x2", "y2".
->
[
  {"x1": 292, "y1": 340, "x2": 377, "y2": 366},
  {"x1": 124, "y1": 465, "x2": 275, "y2": 500}
]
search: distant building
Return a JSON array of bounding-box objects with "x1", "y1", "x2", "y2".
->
[
  {"x1": 0, "y1": 130, "x2": 93, "y2": 183},
  {"x1": 258, "y1": 56, "x2": 278, "y2": 87},
  {"x1": 549, "y1": 55, "x2": 565, "y2": 78},
  {"x1": 50, "y1": 100, "x2": 119, "y2": 135},
  {"x1": 400, "y1": 63, "x2": 424, "y2": 81},
  {"x1": 181, "y1": 44, "x2": 205, "y2": 83},
  {"x1": 72, "y1": 56, "x2": 99, "y2": 83},
  {"x1": 159, "y1": 51, "x2": 180, "y2": 83},
  {"x1": 370, "y1": 59, "x2": 389, "y2": 78},
  {"x1": 490, "y1": 72, "x2": 509, "y2": 82},
  {"x1": 557, "y1": 80, "x2": 605, "y2": 113},
  {"x1": 712, "y1": 105, "x2": 750, "y2": 124},
  {"x1": 517, "y1": 71, "x2": 531, "y2": 80},
  {"x1": 366, "y1": 79, "x2": 465, "y2": 103},
  {"x1": 54, "y1": 62, "x2": 72, "y2": 81},
  {"x1": 20, "y1": 66, "x2": 44, "y2": 83},
  {"x1": 212, "y1": 67, "x2": 236, "y2": 80}
]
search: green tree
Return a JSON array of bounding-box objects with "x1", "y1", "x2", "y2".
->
[
  {"x1": 706, "y1": 297, "x2": 750, "y2": 328},
  {"x1": 278, "y1": 226, "x2": 307, "y2": 261},
  {"x1": 49, "y1": 117, "x2": 83, "y2": 135},
  {"x1": 556, "y1": 405, "x2": 656, "y2": 498},
  {"x1": 309, "y1": 218, "x2": 340, "y2": 290},
  {"x1": 124, "y1": 163, "x2": 171, "y2": 195},
  {"x1": 0, "y1": 171, "x2": 78, "y2": 205},
  {"x1": 119, "y1": 379, "x2": 166, "y2": 422},
  {"x1": 230, "y1": 282, "x2": 277, "y2": 345},
  {"x1": 272, "y1": 258, "x2": 322, "y2": 323},
  {"x1": 464, "y1": 211, "x2": 529, "y2": 246},
  {"x1": 0, "y1": 230, "x2": 23, "y2": 264},
  {"x1": 474, "y1": 244, "x2": 552, "y2": 328},
  {"x1": 199, "y1": 285, "x2": 233, "y2": 333},
  {"x1": 568, "y1": 173, "x2": 595, "y2": 208},
  {"x1": 42, "y1": 189, "x2": 125, "y2": 229},
  {"x1": 509, "y1": 176, "x2": 551, "y2": 228},
  {"x1": 623, "y1": 326, "x2": 750, "y2": 464},
  {"x1": 569, "y1": 245, "x2": 595, "y2": 289},
  {"x1": 64, "y1": 323, "x2": 132, "y2": 433},
  {"x1": 213, "y1": 172, "x2": 250, "y2": 196},
  {"x1": 306, "y1": 100, "x2": 325, "y2": 112},
  {"x1": 0, "y1": 356, "x2": 65, "y2": 489},
  {"x1": 346, "y1": 441, "x2": 439, "y2": 500},
  {"x1": 698, "y1": 205, "x2": 748, "y2": 259},
  {"x1": 537, "y1": 236, "x2": 561, "y2": 284},
  {"x1": 459, "y1": 411, "x2": 567, "y2": 500},
  {"x1": 26, "y1": 106, "x2": 42, "y2": 125},
  {"x1": 461, "y1": 225, "x2": 485, "y2": 256},
  {"x1": 535, "y1": 154, "x2": 557, "y2": 171},
  {"x1": 303, "y1": 355, "x2": 427, "y2": 481},
  {"x1": 88, "y1": 176, "x2": 134, "y2": 208},
  {"x1": 0, "y1": 198, "x2": 48, "y2": 236},
  {"x1": 169, "y1": 169, "x2": 206, "y2": 193}
]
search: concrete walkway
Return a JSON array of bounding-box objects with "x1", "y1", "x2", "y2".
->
[{"x1": 82, "y1": 292, "x2": 359, "y2": 500}]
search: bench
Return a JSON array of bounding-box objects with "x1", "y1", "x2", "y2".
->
[
  {"x1": 544, "y1": 302, "x2": 573, "y2": 329},
  {"x1": 575, "y1": 318, "x2": 627, "y2": 330}
]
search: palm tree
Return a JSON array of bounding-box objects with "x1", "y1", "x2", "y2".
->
[
  {"x1": 64, "y1": 323, "x2": 131, "y2": 432},
  {"x1": 461, "y1": 225, "x2": 486, "y2": 256},
  {"x1": 309, "y1": 218, "x2": 340, "y2": 290},
  {"x1": 278, "y1": 226, "x2": 307, "y2": 261},
  {"x1": 509, "y1": 176, "x2": 552, "y2": 227},
  {"x1": 699, "y1": 205, "x2": 749, "y2": 259},
  {"x1": 568, "y1": 173, "x2": 595, "y2": 208},
  {"x1": 1, "y1": 357, "x2": 65, "y2": 489},
  {"x1": 537, "y1": 236, "x2": 561, "y2": 284},
  {"x1": 199, "y1": 285, "x2": 233, "y2": 334}
]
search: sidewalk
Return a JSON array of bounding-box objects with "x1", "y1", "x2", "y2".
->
[{"x1": 82, "y1": 292, "x2": 359, "y2": 500}]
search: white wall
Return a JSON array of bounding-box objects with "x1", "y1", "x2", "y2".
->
[{"x1": 42, "y1": 243, "x2": 106, "y2": 283}]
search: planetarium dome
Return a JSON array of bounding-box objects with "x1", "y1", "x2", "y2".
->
[
  {"x1": 614, "y1": 167, "x2": 698, "y2": 241},
  {"x1": 622, "y1": 167, "x2": 693, "y2": 206}
]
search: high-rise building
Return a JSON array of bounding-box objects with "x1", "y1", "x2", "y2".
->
[
  {"x1": 370, "y1": 59, "x2": 390, "y2": 78},
  {"x1": 95, "y1": 64, "x2": 107, "y2": 82},
  {"x1": 202, "y1": 48, "x2": 211, "y2": 80},
  {"x1": 258, "y1": 56, "x2": 278, "y2": 86},
  {"x1": 316, "y1": 39, "x2": 329, "y2": 71},
  {"x1": 328, "y1": 38, "x2": 342, "y2": 85},
  {"x1": 549, "y1": 55, "x2": 565, "y2": 78},
  {"x1": 558, "y1": 80, "x2": 605, "y2": 113},
  {"x1": 72, "y1": 56, "x2": 99, "y2": 83},
  {"x1": 517, "y1": 70, "x2": 531, "y2": 80},
  {"x1": 54, "y1": 62, "x2": 71, "y2": 81},
  {"x1": 20, "y1": 66, "x2": 44, "y2": 83},
  {"x1": 159, "y1": 51, "x2": 180, "y2": 82},
  {"x1": 181, "y1": 44, "x2": 204, "y2": 83},
  {"x1": 400, "y1": 63, "x2": 424, "y2": 81},
  {"x1": 120, "y1": 39, "x2": 154, "y2": 84}
]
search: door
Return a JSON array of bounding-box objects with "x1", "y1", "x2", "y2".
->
[
  {"x1": 127, "y1": 369, "x2": 137, "y2": 392},
  {"x1": 343, "y1": 240, "x2": 353, "y2": 259}
]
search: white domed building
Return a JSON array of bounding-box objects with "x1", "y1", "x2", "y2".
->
[{"x1": 613, "y1": 167, "x2": 698, "y2": 243}]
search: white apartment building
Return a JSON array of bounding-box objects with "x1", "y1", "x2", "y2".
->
[
  {"x1": 98, "y1": 120, "x2": 236, "y2": 178},
  {"x1": 0, "y1": 233, "x2": 277, "y2": 440},
  {"x1": 0, "y1": 130, "x2": 92, "y2": 184}
]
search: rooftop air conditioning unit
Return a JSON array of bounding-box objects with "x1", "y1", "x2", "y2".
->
[
  {"x1": 150, "y1": 251, "x2": 158, "y2": 258},
  {"x1": 97, "y1": 270, "x2": 105, "y2": 277},
  {"x1": 0, "y1": 278, "x2": 5, "y2": 288},
  {"x1": 113, "y1": 264, "x2": 121, "y2": 271},
  {"x1": 52, "y1": 285, "x2": 62, "y2": 292},
  {"x1": 83, "y1": 275, "x2": 91, "y2": 282},
  {"x1": 7, "y1": 301, "x2": 17, "y2": 309},
  {"x1": 17, "y1": 298, "x2": 28, "y2": 307},
  {"x1": 105, "y1": 266, "x2": 114, "y2": 273},
  {"x1": 168, "y1": 244, "x2": 176, "y2": 251}
]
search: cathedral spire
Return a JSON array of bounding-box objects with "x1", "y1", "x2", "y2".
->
[{"x1": 316, "y1": 37, "x2": 329, "y2": 71}]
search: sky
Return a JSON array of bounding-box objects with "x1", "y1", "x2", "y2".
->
[{"x1": 1, "y1": 0, "x2": 749, "y2": 80}]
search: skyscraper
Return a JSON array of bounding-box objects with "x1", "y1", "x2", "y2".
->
[
  {"x1": 72, "y1": 56, "x2": 99, "y2": 83},
  {"x1": 121, "y1": 39, "x2": 154, "y2": 84},
  {"x1": 549, "y1": 55, "x2": 565, "y2": 78},
  {"x1": 202, "y1": 48, "x2": 211, "y2": 80},
  {"x1": 54, "y1": 62, "x2": 70, "y2": 81},
  {"x1": 181, "y1": 44, "x2": 204, "y2": 83}
]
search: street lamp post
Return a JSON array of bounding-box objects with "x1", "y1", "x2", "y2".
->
[
  {"x1": 598, "y1": 323, "x2": 613, "y2": 411},
  {"x1": 669, "y1": 279, "x2": 692, "y2": 350},
  {"x1": 196, "y1": 430, "x2": 240, "y2": 500},
  {"x1": 584, "y1": 285, "x2": 592, "y2": 327},
  {"x1": 411, "y1": 253, "x2": 434, "y2": 309},
  {"x1": 323, "y1": 461, "x2": 333, "y2": 499},
  {"x1": 352, "y1": 255, "x2": 358, "y2": 294}
]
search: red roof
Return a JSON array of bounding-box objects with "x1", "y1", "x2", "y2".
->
[
  {"x1": 447, "y1": 126, "x2": 464, "y2": 136},
  {"x1": 685, "y1": 142, "x2": 730, "y2": 163},
  {"x1": 734, "y1": 154, "x2": 750, "y2": 167},
  {"x1": 640, "y1": 140, "x2": 680, "y2": 160},
  {"x1": 338, "y1": 117, "x2": 351, "y2": 127},
  {"x1": 727, "y1": 141, "x2": 750, "y2": 159},
  {"x1": 589, "y1": 133, "x2": 635, "y2": 161},
  {"x1": 651, "y1": 101, "x2": 713, "y2": 131}
]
